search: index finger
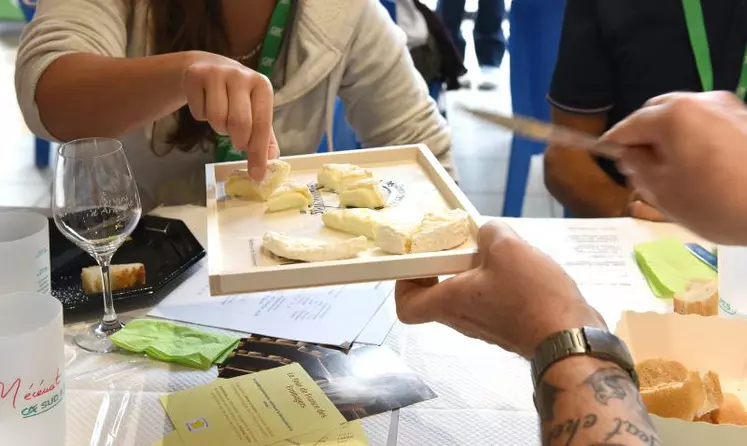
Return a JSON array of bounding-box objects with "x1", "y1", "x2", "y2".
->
[
  {"x1": 646, "y1": 90, "x2": 743, "y2": 110},
  {"x1": 602, "y1": 104, "x2": 667, "y2": 148},
  {"x1": 643, "y1": 92, "x2": 689, "y2": 108},
  {"x1": 628, "y1": 200, "x2": 668, "y2": 222},
  {"x1": 246, "y1": 74, "x2": 274, "y2": 180}
]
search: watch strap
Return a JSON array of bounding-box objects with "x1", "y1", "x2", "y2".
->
[{"x1": 530, "y1": 327, "x2": 639, "y2": 390}]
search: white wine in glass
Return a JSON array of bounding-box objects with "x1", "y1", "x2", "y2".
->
[{"x1": 53, "y1": 138, "x2": 142, "y2": 353}]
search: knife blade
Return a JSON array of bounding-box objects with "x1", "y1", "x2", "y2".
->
[
  {"x1": 685, "y1": 243, "x2": 718, "y2": 271},
  {"x1": 458, "y1": 104, "x2": 626, "y2": 159}
]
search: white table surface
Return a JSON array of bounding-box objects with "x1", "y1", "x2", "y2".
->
[{"x1": 60, "y1": 206, "x2": 701, "y2": 446}]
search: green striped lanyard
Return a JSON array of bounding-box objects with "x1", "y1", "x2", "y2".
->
[
  {"x1": 215, "y1": 0, "x2": 292, "y2": 162},
  {"x1": 682, "y1": 0, "x2": 747, "y2": 100}
]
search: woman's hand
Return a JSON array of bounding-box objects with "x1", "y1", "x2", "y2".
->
[
  {"x1": 395, "y1": 220, "x2": 606, "y2": 359},
  {"x1": 181, "y1": 52, "x2": 279, "y2": 180}
]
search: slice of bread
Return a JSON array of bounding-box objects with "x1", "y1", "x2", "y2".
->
[
  {"x1": 695, "y1": 371, "x2": 724, "y2": 418},
  {"x1": 712, "y1": 394, "x2": 747, "y2": 426},
  {"x1": 81, "y1": 263, "x2": 146, "y2": 294},
  {"x1": 637, "y1": 358, "x2": 688, "y2": 386},
  {"x1": 636, "y1": 358, "x2": 705, "y2": 421},
  {"x1": 673, "y1": 278, "x2": 719, "y2": 316}
]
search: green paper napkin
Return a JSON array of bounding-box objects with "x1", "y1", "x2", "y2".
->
[
  {"x1": 110, "y1": 319, "x2": 240, "y2": 370},
  {"x1": 634, "y1": 238, "x2": 716, "y2": 298}
]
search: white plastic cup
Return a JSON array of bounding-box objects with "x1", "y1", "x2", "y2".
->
[
  {"x1": 0, "y1": 292, "x2": 65, "y2": 445},
  {"x1": 717, "y1": 245, "x2": 747, "y2": 317},
  {"x1": 0, "y1": 212, "x2": 50, "y2": 294}
]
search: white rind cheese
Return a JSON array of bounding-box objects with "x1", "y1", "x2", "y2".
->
[
  {"x1": 375, "y1": 209, "x2": 470, "y2": 255},
  {"x1": 321, "y1": 209, "x2": 385, "y2": 239},
  {"x1": 317, "y1": 163, "x2": 374, "y2": 191},
  {"x1": 225, "y1": 159, "x2": 291, "y2": 200},
  {"x1": 338, "y1": 179, "x2": 387, "y2": 209},
  {"x1": 375, "y1": 223, "x2": 417, "y2": 254},
  {"x1": 266, "y1": 182, "x2": 313, "y2": 212},
  {"x1": 262, "y1": 231, "x2": 368, "y2": 262},
  {"x1": 410, "y1": 209, "x2": 470, "y2": 253}
]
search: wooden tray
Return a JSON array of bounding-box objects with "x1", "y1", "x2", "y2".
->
[{"x1": 205, "y1": 144, "x2": 481, "y2": 295}]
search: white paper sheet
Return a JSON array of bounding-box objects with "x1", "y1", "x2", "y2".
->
[
  {"x1": 148, "y1": 261, "x2": 390, "y2": 347},
  {"x1": 355, "y1": 285, "x2": 398, "y2": 346},
  {"x1": 503, "y1": 218, "x2": 669, "y2": 327}
]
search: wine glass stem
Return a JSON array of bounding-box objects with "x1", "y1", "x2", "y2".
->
[{"x1": 99, "y1": 261, "x2": 119, "y2": 328}]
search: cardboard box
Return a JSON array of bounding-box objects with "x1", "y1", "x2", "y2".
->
[{"x1": 616, "y1": 311, "x2": 747, "y2": 445}]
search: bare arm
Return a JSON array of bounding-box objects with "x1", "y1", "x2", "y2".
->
[
  {"x1": 35, "y1": 52, "x2": 197, "y2": 141},
  {"x1": 337, "y1": 0, "x2": 453, "y2": 174},
  {"x1": 544, "y1": 108, "x2": 630, "y2": 217},
  {"x1": 539, "y1": 356, "x2": 660, "y2": 446}
]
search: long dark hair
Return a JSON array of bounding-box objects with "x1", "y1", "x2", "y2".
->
[{"x1": 148, "y1": 0, "x2": 230, "y2": 152}]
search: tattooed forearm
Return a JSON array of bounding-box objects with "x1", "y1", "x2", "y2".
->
[
  {"x1": 544, "y1": 413, "x2": 598, "y2": 445},
  {"x1": 584, "y1": 367, "x2": 630, "y2": 405},
  {"x1": 537, "y1": 357, "x2": 661, "y2": 446},
  {"x1": 583, "y1": 367, "x2": 657, "y2": 432},
  {"x1": 604, "y1": 418, "x2": 660, "y2": 446},
  {"x1": 537, "y1": 381, "x2": 565, "y2": 422}
]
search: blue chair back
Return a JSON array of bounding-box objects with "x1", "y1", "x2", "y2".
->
[
  {"x1": 316, "y1": 0, "x2": 397, "y2": 154},
  {"x1": 18, "y1": 1, "x2": 53, "y2": 168},
  {"x1": 19, "y1": 1, "x2": 35, "y2": 22},
  {"x1": 380, "y1": 0, "x2": 397, "y2": 21},
  {"x1": 502, "y1": 0, "x2": 565, "y2": 216}
]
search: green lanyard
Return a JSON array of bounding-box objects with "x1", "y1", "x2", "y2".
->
[
  {"x1": 682, "y1": 0, "x2": 747, "y2": 100},
  {"x1": 215, "y1": 0, "x2": 292, "y2": 162}
]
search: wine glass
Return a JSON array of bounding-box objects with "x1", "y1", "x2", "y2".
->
[{"x1": 53, "y1": 138, "x2": 142, "y2": 353}]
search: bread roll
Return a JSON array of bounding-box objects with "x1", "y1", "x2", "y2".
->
[
  {"x1": 712, "y1": 394, "x2": 747, "y2": 426},
  {"x1": 695, "y1": 371, "x2": 724, "y2": 418},
  {"x1": 636, "y1": 358, "x2": 705, "y2": 421},
  {"x1": 81, "y1": 263, "x2": 146, "y2": 294},
  {"x1": 673, "y1": 278, "x2": 719, "y2": 316}
]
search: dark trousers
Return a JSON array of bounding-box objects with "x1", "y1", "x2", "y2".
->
[{"x1": 436, "y1": 0, "x2": 506, "y2": 67}]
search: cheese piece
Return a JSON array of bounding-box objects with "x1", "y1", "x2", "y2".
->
[
  {"x1": 375, "y1": 223, "x2": 416, "y2": 254},
  {"x1": 317, "y1": 163, "x2": 374, "y2": 191},
  {"x1": 266, "y1": 182, "x2": 313, "y2": 212},
  {"x1": 262, "y1": 231, "x2": 368, "y2": 262},
  {"x1": 411, "y1": 209, "x2": 470, "y2": 253},
  {"x1": 375, "y1": 209, "x2": 470, "y2": 255},
  {"x1": 338, "y1": 179, "x2": 387, "y2": 209},
  {"x1": 225, "y1": 159, "x2": 291, "y2": 200},
  {"x1": 321, "y1": 209, "x2": 384, "y2": 239},
  {"x1": 674, "y1": 278, "x2": 719, "y2": 316}
]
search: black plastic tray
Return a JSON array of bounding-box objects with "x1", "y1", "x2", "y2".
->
[{"x1": 50, "y1": 215, "x2": 205, "y2": 314}]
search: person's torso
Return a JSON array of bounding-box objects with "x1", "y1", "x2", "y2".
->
[
  {"x1": 123, "y1": 0, "x2": 366, "y2": 211},
  {"x1": 594, "y1": 0, "x2": 747, "y2": 184}
]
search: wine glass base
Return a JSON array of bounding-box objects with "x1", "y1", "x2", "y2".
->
[{"x1": 74, "y1": 320, "x2": 125, "y2": 354}]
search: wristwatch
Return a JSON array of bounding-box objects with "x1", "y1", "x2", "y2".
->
[{"x1": 530, "y1": 327, "x2": 639, "y2": 390}]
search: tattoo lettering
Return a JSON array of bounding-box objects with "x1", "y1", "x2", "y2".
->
[
  {"x1": 545, "y1": 414, "x2": 597, "y2": 445},
  {"x1": 633, "y1": 389, "x2": 658, "y2": 431},
  {"x1": 537, "y1": 381, "x2": 565, "y2": 422},
  {"x1": 583, "y1": 367, "x2": 630, "y2": 405},
  {"x1": 605, "y1": 418, "x2": 661, "y2": 446}
]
